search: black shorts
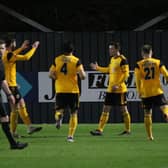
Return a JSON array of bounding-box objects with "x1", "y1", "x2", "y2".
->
[
  {"x1": 56, "y1": 93, "x2": 79, "y2": 111},
  {"x1": 0, "y1": 94, "x2": 7, "y2": 117},
  {"x1": 141, "y1": 94, "x2": 168, "y2": 110},
  {"x1": 9, "y1": 86, "x2": 22, "y2": 104},
  {"x1": 104, "y1": 92, "x2": 127, "y2": 106}
]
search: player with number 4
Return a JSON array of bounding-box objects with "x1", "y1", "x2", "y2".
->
[{"x1": 49, "y1": 41, "x2": 86, "y2": 142}]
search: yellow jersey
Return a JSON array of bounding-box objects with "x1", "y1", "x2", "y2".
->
[
  {"x1": 2, "y1": 47, "x2": 36, "y2": 86},
  {"x1": 97, "y1": 55, "x2": 129, "y2": 93},
  {"x1": 134, "y1": 57, "x2": 168, "y2": 98},
  {"x1": 50, "y1": 54, "x2": 83, "y2": 93}
]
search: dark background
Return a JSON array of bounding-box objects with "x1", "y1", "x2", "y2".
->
[{"x1": 0, "y1": 0, "x2": 168, "y2": 31}]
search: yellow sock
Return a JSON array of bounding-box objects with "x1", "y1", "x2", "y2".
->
[
  {"x1": 18, "y1": 105, "x2": 31, "y2": 125},
  {"x1": 98, "y1": 112, "x2": 109, "y2": 132},
  {"x1": 68, "y1": 113, "x2": 78, "y2": 137},
  {"x1": 161, "y1": 106, "x2": 168, "y2": 118},
  {"x1": 54, "y1": 110, "x2": 63, "y2": 121},
  {"x1": 123, "y1": 111, "x2": 131, "y2": 132},
  {"x1": 10, "y1": 110, "x2": 18, "y2": 134},
  {"x1": 144, "y1": 114, "x2": 153, "y2": 139}
]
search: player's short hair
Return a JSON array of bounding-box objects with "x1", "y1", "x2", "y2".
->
[
  {"x1": 63, "y1": 40, "x2": 74, "y2": 53},
  {"x1": 0, "y1": 39, "x2": 5, "y2": 45},
  {"x1": 108, "y1": 41, "x2": 121, "y2": 50},
  {"x1": 5, "y1": 38, "x2": 16, "y2": 48},
  {"x1": 141, "y1": 44, "x2": 152, "y2": 54}
]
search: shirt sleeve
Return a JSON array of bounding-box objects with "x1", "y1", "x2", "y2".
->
[
  {"x1": 134, "y1": 63, "x2": 141, "y2": 94},
  {"x1": 96, "y1": 65, "x2": 109, "y2": 73},
  {"x1": 160, "y1": 64, "x2": 168, "y2": 81},
  {"x1": 15, "y1": 48, "x2": 36, "y2": 61}
]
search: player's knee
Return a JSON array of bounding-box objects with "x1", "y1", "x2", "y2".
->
[
  {"x1": 103, "y1": 105, "x2": 111, "y2": 112},
  {"x1": 144, "y1": 108, "x2": 152, "y2": 115},
  {"x1": 70, "y1": 107, "x2": 78, "y2": 114},
  {"x1": 120, "y1": 106, "x2": 128, "y2": 114}
]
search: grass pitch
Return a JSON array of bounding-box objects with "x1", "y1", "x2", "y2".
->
[{"x1": 0, "y1": 123, "x2": 168, "y2": 168}]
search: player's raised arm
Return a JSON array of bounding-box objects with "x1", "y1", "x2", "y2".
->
[
  {"x1": 15, "y1": 41, "x2": 40, "y2": 61},
  {"x1": 21, "y1": 40, "x2": 30, "y2": 49}
]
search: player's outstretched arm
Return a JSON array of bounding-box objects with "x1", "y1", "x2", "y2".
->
[
  {"x1": 90, "y1": 62, "x2": 98, "y2": 70},
  {"x1": 90, "y1": 62, "x2": 109, "y2": 73}
]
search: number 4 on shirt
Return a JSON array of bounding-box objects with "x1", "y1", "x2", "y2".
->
[{"x1": 60, "y1": 63, "x2": 67, "y2": 75}]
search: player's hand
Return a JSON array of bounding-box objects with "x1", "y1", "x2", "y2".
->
[
  {"x1": 138, "y1": 93, "x2": 142, "y2": 98},
  {"x1": 49, "y1": 71, "x2": 57, "y2": 80},
  {"x1": 90, "y1": 62, "x2": 98, "y2": 70},
  {"x1": 21, "y1": 40, "x2": 29, "y2": 49},
  {"x1": 32, "y1": 41, "x2": 40, "y2": 49},
  {"x1": 112, "y1": 85, "x2": 119, "y2": 91}
]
